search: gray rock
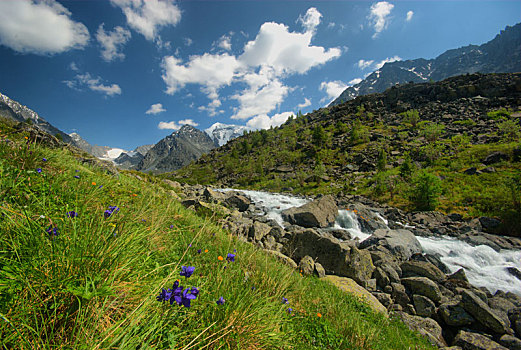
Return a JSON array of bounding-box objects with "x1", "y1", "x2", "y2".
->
[
  {"x1": 449, "y1": 268, "x2": 469, "y2": 282},
  {"x1": 413, "y1": 294, "x2": 436, "y2": 318},
  {"x1": 360, "y1": 229, "x2": 422, "y2": 261},
  {"x1": 483, "y1": 151, "x2": 509, "y2": 165},
  {"x1": 225, "y1": 193, "x2": 251, "y2": 212},
  {"x1": 314, "y1": 262, "x2": 326, "y2": 278},
  {"x1": 499, "y1": 334, "x2": 521, "y2": 350},
  {"x1": 249, "y1": 221, "x2": 272, "y2": 242},
  {"x1": 402, "y1": 277, "x2": 443, "y2": 303},
  {"x1": 453, "y1": 330, "x2": 508, "y2": 350},
  {"x1": 282, "y1": 195, "x2": 338, "y2": 228},
  {"x1": 299, "y1": 256, "x2": 315, "y2": 276},
  {"x1": 373, "y1": 292, "x2": 393, "y2": 307},
  {"x1": 375, "y1": 267, "x2": 390, "y2": 289},
  {"x1": 391, "y1": 282, "x2": 411, "y2": 307},
  {"x1": 401, "y1": 260, "x2": 447, "y2": 283},
  {"x1": 264, "y1": 250, "x2": 297, "y2": 269},
  {"x1": 439, "y1": 297, "x2": 475, "y2": 326},
  {"x1": 397, "y1": 312, "x2": 447, "y2": 347},
  {"x1": 461, "y1": 289, "x2": 509, "y2": 334}
]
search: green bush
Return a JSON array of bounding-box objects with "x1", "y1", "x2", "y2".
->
[
  {"x1": 487, "y1": 108, "x2": 511, "y2": 120},
  {"x1": 421, "y1": 122, "x2": 445, "y2": 142},
  {"x1": 410, "y1": 171, "x2": 442, "y2": 211},
  {"x1": 402, "y1": 109, "x2": 420, "y2": 128},
  {"x1": 497, "y1": 119, "x2": 521, "y2": 142}
]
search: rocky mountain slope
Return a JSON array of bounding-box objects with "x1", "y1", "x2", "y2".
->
[
  {"x1": 137, "y1": 125, "x2": 216, "y2": 173},
  {"x1": 170, "y1": 72, "x2": 521, "y2": 236},
  {"x1": 205, "y1": 122, "x2": 250, "y2": 146},
  {"x1": 113, "y1": 144, "x2": 154, "y2": 170},
  {"x1": 331, "y1": 23, "x2": 521, "y2": 105}
]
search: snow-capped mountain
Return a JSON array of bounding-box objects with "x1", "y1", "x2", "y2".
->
[
  {"x1": 205, "y1": 122, "x2": 250, "y2": 147},
  {"x1": 330, "y1": 23, "x2": 521, "y2": 105}
]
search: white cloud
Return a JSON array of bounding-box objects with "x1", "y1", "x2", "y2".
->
[
  {"x1": 368, "y1": 1, "x2": 394, "y2": 38},
  {"x1": 198, "y1": 98, "x2": 224, "y2": 117},
  {"x1": 320, "y1": 80, "x2": 348, "y2": 101},
  {"x1": 69, "y1": 62, "x2": 79, "y2": 71},
  {"x1": 246, "y1": 112, "x2": 294, "y2": 130},
  {"x1": 358, "y1": 59, "x2": 375, "y2": 70},
  {"x1": 298, "y1": 98, "x2": 311, "y2": 109},
  {"x1": 231, "y1": 79, "x2": 289, "y2": 120},
  {"x1": 215, "y1": 34, "x2": 232, "y2": 51},
  {"x1": 297, "y1": 7, "x2": 322, "y2": 33},
  {"x1": 96, "y1": 24, "x2": 131, "y2": 62},
  {"x1": 184, "y1": 37, "x2": 193, "y2": 46},
  {"x1": 375, "y1": 55, "x2": 401, "y2": 69},
  {"x1": 348, "y1": 78, "x2": 363, "y2": 85},
  {"x1": 406, "y1": 11, "x2": 414, "y2": 22},
  {"x1": 158, "y1": 119, "x2": 199, "y2": 130},
  {"x1": 146, "y1": 103, "x2": 166, "y2": 115},
  {"x1": 64, "y1": 73, "x2": 122, "y2": 97},
  {"x1": 110, "y1": 0, "x2": 181, "y2": 41},
  {"x1": 0, "y1": 0, "x2": 89, "y2": 55}
]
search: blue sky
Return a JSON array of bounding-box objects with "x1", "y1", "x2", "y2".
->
[{"x1": 0, "y1": 0, "x2": 520, "y2": 150}]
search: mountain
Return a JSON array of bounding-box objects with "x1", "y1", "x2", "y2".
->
[
  {"x1": 331, "y1": 23, "x2": 521, "y2": 105},
  {"x1": 205, "y1": 122, "x2": 250, "y2": 146},
  {"x1": 137, "y1": 125, "x2": 216, "y2": 173},
  {"x1": 113, "y1": 144, "x2": 154, "y2": 170},
  {"x1": 0, "y1": 92, "x2": 73, "y2": 143},
  {"x1": 69, "y1": 132, "x2": 117, "y2": 158}
]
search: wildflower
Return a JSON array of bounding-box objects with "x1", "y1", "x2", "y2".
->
[
  {"x1": 287, "y1": 308, "x2": 293, "y2": 314},
  {"x1": 75, "y1": 170, "x2": 79, "y2": 172},
  {"x1": 217, "y1": 256, "x2": 224, "y2": 261},
  {"x1": 204, "y1": 249, "x2": 208, "y2": 253},
  {"x1": 36, "y1": 168, "x2": 42, "y2": 173},
  {"x1": 67, "y1": 211, "x2": 78, "y2": 218},
  {"x1": 197, "y1": 249, "x2": 202, "y2": 254},
  {"x1": 179, "y1": 287, "x2": 199, "y2": 308},
  {"x1": 226, "y1": 253, "x2": 235, "y2": 262},
  {"x1": 46, "y1": 225, "x2": 59, "y2": 236},
  {"x1": 156, "y1": 288, "x2": 172, "y2": 302},
  {"x1": 317, "y1": 313, "x2": 322, "y2": 318},
  {"x1": 98, "y1": 185, "x2": 103, "y2": 189},
  {"x1": 74, "y1": 175, "x2": 80, "y2": 179},
  {"x1": 216, "y1": 297, "x2": 225, "y2": 305},
  {"x1": 42, "y1": 158, "x2": 47, "y2": 161},
  {"x1": 92, "y1": 182, "x2": 96, "y2": 186},
  {"x1": 233, "y1": 249, "x2": 237, "y2": 253},
  {"x1": 180, "y1": 266, "x2": 195, "y2": 278},
  {"x1": 282, "y1": 297, "x2": 289, "y2": 304},
  {"x1": 169, "y1": 225, "x2": 174, "y2": 229},
  {"x1": 189, "y1": 243, "x2": 192, "y2": 247},
  {"x1": 104, "y1": 206, "x2": 119, "y2": 218}
]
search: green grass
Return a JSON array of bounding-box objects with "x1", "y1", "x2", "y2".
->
[{"x1": 0, "y1": 120, "x2": 433, "y2": 348}]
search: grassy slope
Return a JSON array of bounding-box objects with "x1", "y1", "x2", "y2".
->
[{"x1": 0, "y1": 119, "x2": 432, "y2": 349}]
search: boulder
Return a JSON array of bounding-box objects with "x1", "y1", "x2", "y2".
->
[
  {"x1": 298, "y1": 256, "x2": 315, "y2": 276},
  {"x1": 391, "y1": 282, "x2": 411, "y2": 307},
  {"x1": 360, "y1": 229, "x2": 422, "y2": 261},
  {"x1": 461, "y1": 289, "x2": 509, "y2": 334},
  {"x1": 499, "y1": 334, "x2": 521, "y2": 350},
  {"x1": 397, "y1": 312, "x2": 446, "y2": 347},
  {"x1": 249, "y1": 221, "x2": 272, "y2": 242},
  {"x1": 225, "y1": 193, "x2": 251, "y2": 212},
  {"x1": 439, "y1": 297, "x2": 475, "y2": 327},
  {"x1": 413, "y1": 294, "x2": 436, "y2": 318},
  {"x1": 264, "y1": 250, "x2": 297, "y2": 269},
  {"x1": 402, "y1": 277, "x2": 443, "y2": 303},
  {"x1": 203, "y1": 187, "x2": 226, "y2": 202},
  {"x1": 401, "y1": 260, "x2": 447, "y2": 283},
  {"x1": 453, "y1": 330, "x2": 508, "y2": 350},
  {"x1": 483, "y1": 151, "x2": 509, "y2": 165},
  {"x1": 372, "y1": 292, "x2": 393, "y2": 308},
  {"x1": 314, "y1": 262, "x2": 326, "y2": 278},
  {"x1": 322, "y1": 275, "x2": 388, "y2": 317},
  {"x1": 375, "y1": 267, "x2": 390, "y2": 289},
  {"x1": 343, "y1": 246, "x2": 375, "y2": 285},
  {"x1": 282, "y1": 195, "x2": 338, "y2": 228}
]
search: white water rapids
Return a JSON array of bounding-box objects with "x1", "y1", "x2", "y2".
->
[{"x1": 222, "y1": 189, "x2": 521, "y2": 295}]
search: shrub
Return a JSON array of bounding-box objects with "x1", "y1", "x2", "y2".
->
[
  {"x1": 350, "y1": 119, "x2": 369, "y2": 145},
  {"x1": 402, "y1": 109, "x2": 420, "y2": 128},
  {"x1": 497, "y1": 119, "x2": 521, "y2": 142},
  {"x1": 399, "y1": 153, "x2": 414, "y2": 180},
  {"x1": 487, "y1": 108, "x2": 511, "y2": 120},
  {"x1": 410, "y1": 171, "x2": 442, "y2": 211},
  {"x1": 421, "y1": 122, "x2": 445, "y2": 142}
]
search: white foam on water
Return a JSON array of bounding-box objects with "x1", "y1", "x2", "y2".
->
[
  {"x1": 417, "y1": 235, "x2": 521, "y2": 295},
  {"x1": 333, "y1": 210, "x2": 371, "y2": 241},
  {"x1": 374, "y1": 212, "x2": 388, "y2": 226}
]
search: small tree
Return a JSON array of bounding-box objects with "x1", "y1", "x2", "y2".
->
[
  {"x1": 400, "y1": 152, "x2": 414, "y2": 180},
  {"x1": 312, "y1": 125, "x2": 327, "y2": 147},
  {"x1": 402, "y1": 109, "x2": 420, "y2": 128},
  {"x1": 377, "y1": 148, "x2": 387, "y2": 171},
  {"x1": 410, "y1": 171, "x2": 442, "y2": 211},
  {"x1": 497, "y1": 119, "x2": 521, "y2": 142}
]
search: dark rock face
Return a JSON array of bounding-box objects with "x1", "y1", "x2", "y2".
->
[
  {"x1": 330, "y1": 23, "x2": 521, "y2": 105},
  {"x1": 137, "y1": 125, "x2": 216, "y2": 173}
]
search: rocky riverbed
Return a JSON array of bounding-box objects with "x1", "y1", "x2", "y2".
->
[{"x1": 169, "y1": 181, "x2": 521, "y2": 349}]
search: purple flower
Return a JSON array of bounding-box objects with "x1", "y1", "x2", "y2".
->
[
  {"x1": 74, "y1": 175, "x2": 80, "y2": 179},
  {"x1": 216, "y1": 296, "x2": 225, "y2": 305},
  {"x1": 104, "y1": 206, "x2": 119, "y2": 218},
  {"x1": 180, "y1": 287, "x2": 198, "y2": 308},
  {"x1": 282, "y1": 297, "x2": 288, "y2": 304},
  {"x1": 36, "y1": 168, "x2": 42, "y2": 173},
  {"x1": 226, "y1": 253, "x2": 235, "y2": 262},
  {"x1": 42, "y1": 158, "x2": 47, "y2": 162},
  {"x1": 156, "y1": 288, "x2": 172, "y2": 302},
  {"x1": 169, "y1": 225, "x2": 174, "y2": 229},
  {"x1": 180, "y1": 266, "x2": 195, "y2": 278},
  {"x1": 46, "y1": 225, "x2": 59, "y2": 236},
  {"x1": 98, "y1": 185, "x2": 103, "y2": 189},
  {"x1": 67, "y1": 211, "x2": 78, "y2": 218},
  {"x1": 287, "y1": 308, "x2": 293, "y2": 314},
  {"x1": 197, "y1": 249, "x2": 202, "y2": 254}
]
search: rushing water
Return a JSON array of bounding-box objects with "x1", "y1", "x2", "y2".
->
[{"x1": 224, "y1": 189, "x2": 521, "y2": 295}]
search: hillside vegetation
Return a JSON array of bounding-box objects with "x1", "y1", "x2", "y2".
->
[
  {"x1": 170, "y1": 73, "x2": 521, "y2": 236},
  {"x1": 0, "y1": 118, "x2": 432, "y2": 349}
]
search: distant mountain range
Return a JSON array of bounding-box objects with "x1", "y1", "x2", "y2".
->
[{"x1": 330, "y1": 23, "x2": 521, "y2": 105}]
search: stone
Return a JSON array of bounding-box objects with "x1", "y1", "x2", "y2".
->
[
  {"x1": 507, "y1": 267, "x2": 521, "y2": 281},
  {"x1": 449, "y1": 268, "x2": 469, "y2": 282},
  {"x1": 413, "y1": 294, "x2": 436, "y2": 318},
  {"x1": 439, "y1": 297, "x2": 475, "y2": 326},
  {"x1": 397, "y1": 312, "x2": 446, "y2": 347},
  {"x1": 203, "y1": 187, "x2": 226, "y2": 202},
  {"x1": 264, "y1": 250, "x2": 297, "y2": 269},
  {"x1": 299, "y1": 256, "x2": 315, "y2": 276},
  {"x1": 479, "y1": 216, "x2": 502, "y2": 234},
  {"x1": 461, "y1": 289, "x2": 509, "y2": 334},
  {"x1": 453, "y1": 330, "x2": 508, "y2": 350},
  {"x1": 379, "y1": 263, "x2": 402, "y2": 283},
  {"x1": 489, "y1": 296, "x2": 515, "y2": 327},
  {"x1": 314, "y1": 262, "x2": 326, "y2": 278},
  {"x1": 359, "y1": 229, "x2": 422, "y2": 261},
  {"x1": 372, "y1": 292, "x2": 393, "y2": 307},
  {"x1": 364, "y1": 278, "x2": 377, "y2": 291},
  {"x1": 322, "y1": 275, "x2": 388, "y2": 317},
  {"x1": 375, "y1": 267, "x2": 390, "y2": 289},
  {"x1": 402, "y1": 277, "x2": 443, "y2": 303},
  {"x1": 464, "y1": 167, "x2": 482, "y2": 175},
  {"x1": 225, "y1": 193, "x2": 251, "y2": 212},
  {"x1": 343, "y1": 246, "x2": 375, "y2": 285},
  {"x1": 391, "y1": 282, "x2": 411, "y2": 307},
  {"x1": 499, "y1": 334, "x2": 521, "y2": 350},
  {"x1": 401, "y1": 260, "x2": 447, "y2": 283},
  {"x1": 483, "y1": 151, "x2": 509, "y2": 165},
  {"x1": 282, "y1": 195, "x2": 338, "y2": 228},
  {"x1": 249, "y1": 221, "x2": 272, "y2": 242},
  {"x1": 162, "y1": 179, "x2": 182, "y2": 189}
]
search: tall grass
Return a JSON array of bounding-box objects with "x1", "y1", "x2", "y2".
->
[{"x1": 0, "y1": 120, "x2": 432, "y2": 349}]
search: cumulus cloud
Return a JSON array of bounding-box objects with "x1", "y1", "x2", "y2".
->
[
  {"x1": 0, "y1": 0, "x2": 89, "y2": 55},
  {"x1": 96, "y1": 24, "x2": 131, "y2": 62},
  {"x1": 246, "y1": 112, "x2": 294, "y2": 130},
  {"x1": 297, "y1": 7, "x2": 322, "y2": 32},
  {"x1": 358, "y1": 59, "x2": 375, "y2": 70},
  {"x1": 146, "y1": 103, "x2": 166, "y2": 115},
  {"x1": 231, "y1": 79, "x2": 289, "y2": 120},
  {"x1": 375, "y1": 55, "x2": 401, "y2": 69},
  {"x1": 368, "y1": 1, "x2": 394, "y2": 38},
  {"x1": 110, "y1": 0, "x2": 181, "y2": 41},
  {"x1": 64, "y1": 73, "x2": 122, "y2": 97},
  {"x1": 215, "y1": 34, "x2": 232, "y2": 51},
  {"x1": 320, "y1": 80, "x2": 348, "y2": 102},
  {"x1": 198, "y1": 98, "x2": 224, "y2": 117},
  {"x1": 406, "y1": 11, "x2": 414, "y2": 22},
  {"x1": 158, "y1": 119, "x2": 199, "y2": 130},
  {"x1": 358, "y1": 55, "x2": 401, "y2": 71},
  {"x1": 298, "y1": 98, "x2": 312, "y2": 109},
  {"x1": 348, "y1": 78, "x2": 363, "y2": 85}
]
